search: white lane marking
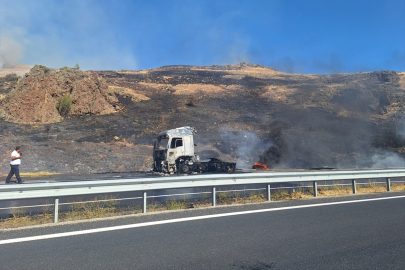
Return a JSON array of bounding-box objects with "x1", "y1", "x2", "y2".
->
[{"x1": 1, "y1": 194, "x2": 405, "y2": 245}]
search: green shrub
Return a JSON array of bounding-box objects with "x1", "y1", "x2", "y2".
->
[{"x1": 57, "y1": 95, "x2": 73, "y2": 116}]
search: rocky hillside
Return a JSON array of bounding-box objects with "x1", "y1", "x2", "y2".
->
[
  {"x1": 0, "y1": 63, "x2": 404, "y2": 175},
  {"x1": 0, "y1": 65, "x2": 119, "y2": 124}
]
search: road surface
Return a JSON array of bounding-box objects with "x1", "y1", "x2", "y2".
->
[{"x1": 1, "y1": 193, "x2": 404, "y2": 269}]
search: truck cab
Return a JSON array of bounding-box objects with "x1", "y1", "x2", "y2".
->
[
  {"x1": 153, "y1": 126, "x2": 198, "y2": 173},
  {"x1": 153, "y1": 126, "x2": 236, "y2": 174}
]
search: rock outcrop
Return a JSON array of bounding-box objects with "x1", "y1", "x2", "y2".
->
[{"x1": 0, "y1": 65, "x2": 118, "y2": 124}]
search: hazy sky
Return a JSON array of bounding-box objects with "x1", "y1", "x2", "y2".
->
[{"x1": 0, "y1": 0, "x2": 404, "y2": 73}]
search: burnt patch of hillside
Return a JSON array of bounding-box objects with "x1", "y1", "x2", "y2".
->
[{"x1": 0, "y1": 64, "x2": 404, "y2": 175}]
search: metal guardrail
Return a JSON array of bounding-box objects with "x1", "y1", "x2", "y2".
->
[{"x1": 1, "y1": 169, "x2": 405, "y2": 223}]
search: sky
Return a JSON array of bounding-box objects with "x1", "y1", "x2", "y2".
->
[{"x1": 0, "y1": 0, "x2": 404, "y2": 74}]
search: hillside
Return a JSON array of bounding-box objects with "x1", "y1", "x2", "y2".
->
[{"x1": 0, "y1": 63, "x2": 404, "y2": 175}]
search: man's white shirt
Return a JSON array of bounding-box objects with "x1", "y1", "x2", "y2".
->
[{"x1": 10, "y1": 150, "x2": 21, "y2": 165}]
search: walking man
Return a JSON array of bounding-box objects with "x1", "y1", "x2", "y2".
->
[{"x1": 5, "y1": 146, "x2": 24, "y2": 184}]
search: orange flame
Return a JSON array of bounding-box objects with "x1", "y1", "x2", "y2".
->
[{"x1": 252, "y1": 161, "x2": 269, "y2": 170}]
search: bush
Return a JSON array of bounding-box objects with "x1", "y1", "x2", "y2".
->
[
  {"x1": 4, "y1": 73, "x2": 19, "y2": 82},
  {"x1": 57, "y1": 95, "x2": 73, "y2": 117}
]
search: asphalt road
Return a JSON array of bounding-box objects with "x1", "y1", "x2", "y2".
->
[{"x1": 1, "y1": 193, "x2": 405, "y2": 269}]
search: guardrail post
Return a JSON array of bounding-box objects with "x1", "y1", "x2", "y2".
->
[
  {"x1": 313, "y1": 181, "x2": 317, "y2": 197},
  {"x1": 267, "y1": 184, "x2": 271, "y2": 201},
  {"x1": 143, "y1": 192, "x2": 147, "y2": 213},
  {"x1": 352, "y1": 180, "x2": 357, "y2": 194},
  {"x1": 386, "y1": 178, "x2": 391, "y2": 192},
  {"x1": 212, "y1": 187, "x2": 216, "y2": 206},
  {"x1": 53, "y1": 198, "x2": 59, "y2": 223}
]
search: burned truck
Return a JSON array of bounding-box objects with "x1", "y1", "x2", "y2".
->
[{"x1": 153, "y1": 126, "x2": 236, "y2": 174}]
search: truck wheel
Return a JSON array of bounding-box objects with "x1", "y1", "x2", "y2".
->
[
  {"x1": 223, "y1": 164, "x2": 236, "y2": 173},
  {"x1": 199, "y1": 163, "x2": 207, "y2": 173},
  {"x1": 179, "y1": 163, "x2": 191, "y2": 174}
]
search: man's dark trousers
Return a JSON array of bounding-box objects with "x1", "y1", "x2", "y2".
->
[{"x1": 6, "y1": 165, "x2": 22, "y2": 183}]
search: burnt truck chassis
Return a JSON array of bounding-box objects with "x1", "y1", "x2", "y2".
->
[
  {"x1": 152, "y1": 126, "x2": 236, "y2": 174},
  {"x1": 153, "y1": 156, "x2": 236, "y2": 174}
]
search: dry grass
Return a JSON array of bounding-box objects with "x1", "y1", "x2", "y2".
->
[
  {"x1": 148, "y1": 199, "x2": 196, "y2": 212},
  {"x1": 260, "y1": 85, "x2": 297, "y2": 103},
  {"x1": 137, "y1": 82, "x2": 236, "y2": 97},
  {"x1": 20, "y1": 171, "x2": 62, "y2": 177},
  {"x1": 60, "y1": 196, "x2": 141, "y2": 222},
  {"x1": 191, "y1": 66, "x2": 285, "y2": 79},
  {"x1": 1, "y1": 183, "x2": 405, "y2": 229},
  {"x1": 358, "y1": 182, "x2": 405, "y2": 193},
  {"x1": 0, "y1": 171, "x2": 62, "y2": 178},
  {"x1": 272, "y1": 189, "x2": 314, "y2": 200},
  {"x1": 391, "y1": 183, "x2": 405, "y2": 191},
  {"x1": 172, "y1": 84, "x2": 224, "y2": 95},
  {"x1": 398, "y1": 72, "x2": 405, "y2": 89},
  {"x1": 2, "y1": 205, "x2": 55, "y2": 228},
  {"x1": 318, "y1": 186, "x2": 353, "y2": 196},
  {"x1": 318, "y1": 182, "x2": 405, "y2": 196},
  {"x1": 108, "y1": 85, "x2": 150, "y2": 102},
  {"x1": 116, "y1": 69, "x2": 150, "y2": 75},
  {"x1": 357, "y1": 183, "x2": 387, "y2": 194},
  {"x1": 0, "y1": 196, "x2": 142, "y2": 229}
]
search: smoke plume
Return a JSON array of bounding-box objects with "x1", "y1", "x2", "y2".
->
[
  {"x1": 219, "y1": 126, "x2": 273, "y2": 169},
  {"x1": 254, "y1": 117, "x2": 405, "y2": 170},
  {"x1": 0, "y1": 36, "x2": 23, "y2": 70},
  {"x1": 371, "y1": 151, "x2": 405, "y2": 168}
]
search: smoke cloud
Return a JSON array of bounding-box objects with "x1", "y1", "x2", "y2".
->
[
  {"x1": 0, "y1": 0, "x2": 137, "y2": 70},
  {"x1": 0, "y1": 37, "x2": 23, "y2": 70},
  {"x1": 219, "y1": 126, "x2": 273, "y2": 169},
  {"x1": 253, "y1": 117, "x2": 405, "y2": 169},
  {"x1": 371, "y1": 151, "x2": 405, "y2": 168}
]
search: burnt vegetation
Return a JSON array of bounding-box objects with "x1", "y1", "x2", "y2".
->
[
  {"x1": 0, "y1": 73, "x2": 20, "y2": 94},
  {"x1": 0, "y1": 64, "x2": 404, "y2": 174}
]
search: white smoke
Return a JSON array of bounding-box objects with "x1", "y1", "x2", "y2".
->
[
  {"x1": 219, "y1": 127, "x2": 273, "y2": 169},
  {"x1": 371, "y1": 151, "x2": 405, "y2": 168},
  {"x1": 0, "y1": 0, "x2": 137, "y2": 70},
  {"x1": 0, "y1": 36, "x2": 23, "y2": 70},
  {"x1": 395, "y1": 116, "x2": 405, "y2": 139}
]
